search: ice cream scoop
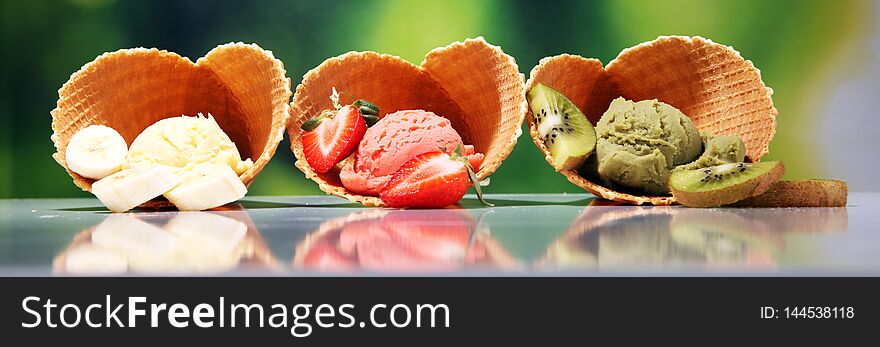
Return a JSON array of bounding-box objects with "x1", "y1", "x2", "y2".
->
[
  {"x1": 526, "y1": 36, "x2": 777, "y2": 205},
  {"x1": 125, "y1": 114, "x2": 253, "y2": 176},
  {"x1": 339, "y1": 110, "x2": 483, "y2": 196},
  {"x1": 51, "y1": 43, "x2": 291, "y2": 200},
  {"x1": 595, "y1": 97, "x2": 702, "y2": 195},
  {"x1": 674, "y1": 132, "x2": 745, "y2": 172}
]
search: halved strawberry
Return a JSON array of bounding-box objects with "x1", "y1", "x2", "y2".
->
[
  {"x1": 301, "y1": 104, "x2": 366, "y2": 173},
  {"x1": 380, "y1": 145, "x2": 492, "y2": 208}
]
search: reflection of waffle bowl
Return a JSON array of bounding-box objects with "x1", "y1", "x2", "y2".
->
[
  {"x1": 293, "y1": 210, "x2": 520, "y2": 273},
  {"x1": 668, "y1": 209, "x2": 782, "y2": 269},
  {"x1": 538, "y1": 206, "x2": 784, "y2": 270},
  {"x1": 53, "y1": 209, "x2": 278, "y2": 275},
  {"x1": 526, "y1": 36, "x2": 777, "y2": 205},
  {"x1": 289, "y1": 37, "x2": 527, "y2": 206},
  {"x1": 51, "y1": 43, "x2": 291, "y2": 208},
  {"x1": 538, "y1": 207, "x2": 676, "y2": 269}
]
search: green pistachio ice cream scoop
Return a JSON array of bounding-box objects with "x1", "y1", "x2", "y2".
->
[{"x1": 595, "y1": 97, "x2": 702, "y2": 195}]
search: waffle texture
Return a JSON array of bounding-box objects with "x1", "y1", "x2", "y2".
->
[
  {"x1": 290, "y1": 37, "x2": 527, "y2": 206},
  {"x1": 51, "y1": 43, "x2": 292, "y2": 200},
  {"x1": 526, "y1": 36, "x2": 777, "y2": 205}
]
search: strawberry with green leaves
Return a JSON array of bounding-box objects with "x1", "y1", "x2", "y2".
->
[{"x1": 300, "y1": 88, "x2": 380, "y2": 173}]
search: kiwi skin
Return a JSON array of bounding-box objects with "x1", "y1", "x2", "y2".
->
[
  {"x1": 671, "y1": 161, "x2": 785, "y2": 208},
  {"x1": 728, "y1": 180, "x2": 848, "y2": 208}
]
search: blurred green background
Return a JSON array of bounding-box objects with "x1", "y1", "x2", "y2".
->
[{"x1": 0, "y1": 0, "x2": 876, "y2": 198}]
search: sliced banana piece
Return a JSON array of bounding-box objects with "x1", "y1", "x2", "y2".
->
[
  {"x1": 164, "y1": 163, "x2": 247, "y2": 211},
  {"x1": 65, "y1": 125, "x2": 129, "y2": 180},
  {"x1": 91, "y1": 165, "x2": 181, "y2": 212}
]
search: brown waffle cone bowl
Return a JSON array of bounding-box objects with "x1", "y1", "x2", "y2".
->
[
  {"x1": 526, "y1": 36, "x2": 777, "y2": 205},
  {"x1": 51, "y1": 42, "x2": 292, "y2": 206},
  {"x1": 290, "y1": 37, "x2": 527, "y2": 206}
]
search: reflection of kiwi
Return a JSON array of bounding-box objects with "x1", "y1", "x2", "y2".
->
[
  {"x1": 729, "y1": 180, "x2": 848, "y2": 207},
  {"x1": 670, "y1": 161, "x2": 785, "y2": 207},
  {"x1": 595, "y1": 213, "x2": 703, "y2": 266},
  {"x1": 670, "y1": 210, "x2": 779, "y2": 264},
  {"x1": 527, "y1": 83, "x2": 596, "y2": 170},
  {"x1": 539, "y1": 207, "x2": 697, "y2": 269},
  {"x1": 725, "y1": 207, "x2": 848, "y2": 235}
]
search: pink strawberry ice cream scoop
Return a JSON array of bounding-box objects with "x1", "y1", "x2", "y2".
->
[{"x1": 340, "y1": 110, "x2": 483, "y2": 196}]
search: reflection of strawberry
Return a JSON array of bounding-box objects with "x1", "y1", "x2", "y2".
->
[
  {"x1": 338, "y1": 219, "x2": 386, "y2": 255},
  {"x1": 331, "y1": 212, "x2": 479, "y2": 272},
  {"x1": 301, "y1": 104, "x2": 367, "y2": 173},
  {"x1": 296, "y1": 210, "x2": 520, "y2": 273},
  {"x1": 302, "y1": 239, "x2": 357, "y2": 271},
  {"x1": 381, "y1": 210, "x2": 484, "y2": 261},
  {"x1": 380, "y1": 145, "x2": 491, "y2": 208}
]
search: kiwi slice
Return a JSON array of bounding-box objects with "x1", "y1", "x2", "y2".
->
[
  {"x1": 670, "y1": 161, "x2": 785, "y2": 207},
  {"x1": 728, "y1": 179, "x2": 848, "y2": 207},
  {"x1": 527, "y1": 83, "x2": 596, "y2": 170}
]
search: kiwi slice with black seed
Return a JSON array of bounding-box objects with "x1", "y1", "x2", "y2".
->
[
  {"x1": 527, "y1": 83, "x2": 596, "y2": 170},
  {"x1": 670, "y1": 161, "x2": 785, "y2": 207}
]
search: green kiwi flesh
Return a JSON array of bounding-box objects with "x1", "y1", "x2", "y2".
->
[
  {"x1": 670, "y1": 161, "x2": 785, "y2": 207},
  {"x1": 527, "y1": 83, "x2": 596, "y2": 170}
]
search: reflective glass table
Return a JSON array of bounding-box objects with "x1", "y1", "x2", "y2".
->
[{"x1": 0, "y1": 194, "x2": 875, "y2": 276}]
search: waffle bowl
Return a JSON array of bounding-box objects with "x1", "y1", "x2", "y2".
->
[
  {"x1": 526, "y1": 36, "x2": 777, "y2": 205},
  {"x1": 51, "y1": 42, "x2": 292, "y2": 207},
  {"x1": 290, "y1": 37, "x2": 527, "y2": 206}
]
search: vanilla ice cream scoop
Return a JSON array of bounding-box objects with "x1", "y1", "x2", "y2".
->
[{"x1": 125, "y1": 114, "x2": 253, "y2": 175}]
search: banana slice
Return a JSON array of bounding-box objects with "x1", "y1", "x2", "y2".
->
[
  {"x1": 92, "y1": 165, "x2": 181, "y2": 212},
  {"x1": 164, "y1": 163, "x2": 247, "y2": 211},
  {"x1": 65, "y1": 125, "x2": 129, "y2": 179}
]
